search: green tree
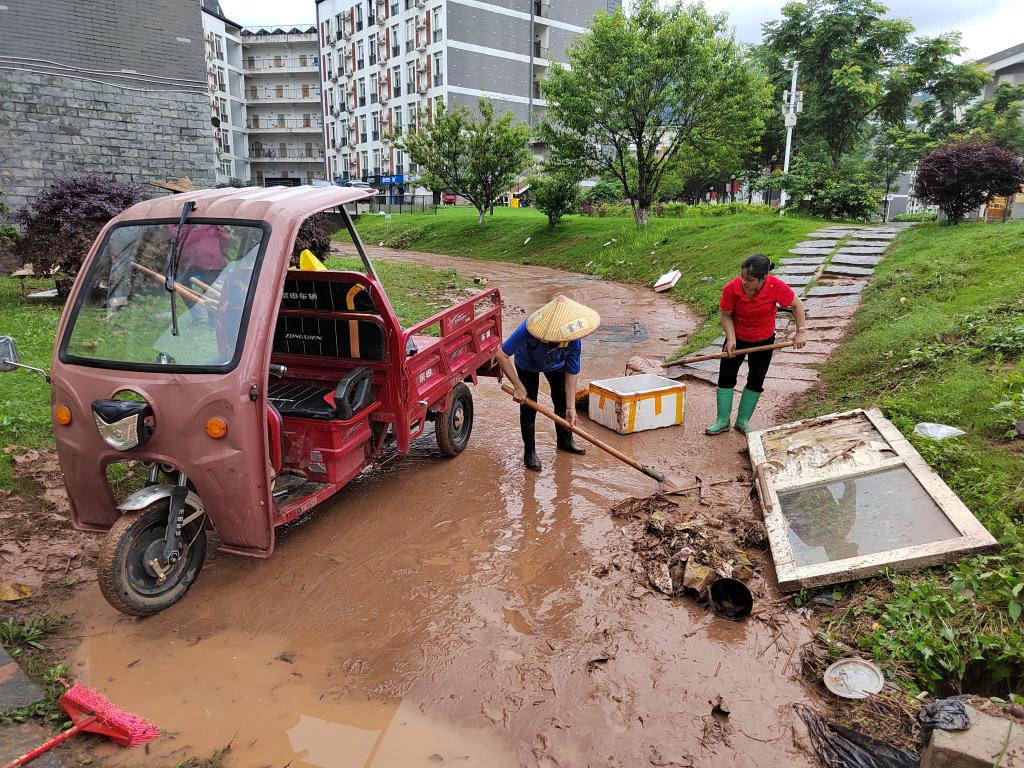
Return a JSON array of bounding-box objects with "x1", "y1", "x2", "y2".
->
[
  {"x1": 761, "y1": 0, "x2": 988, "y2": 170},
  {"x1": 538, "y1": 0, "x2": 771, "y2": 227},
  {"x1": 529, "y1": 171, "x2": 582, "y2": 228},
  {"x1": 870, "y1": 124, "x2": 932, "y2": 217},
  {"x1": 959, "y1": 83, "x2": 1024, "y2": 154},
  {"x1": 394, "y1": 99, "x2": 532, "y2": 224}
]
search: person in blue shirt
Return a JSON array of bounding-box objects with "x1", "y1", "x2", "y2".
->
[{"x1": 496, "y1": 295, "x2": 601, "y2": 471}]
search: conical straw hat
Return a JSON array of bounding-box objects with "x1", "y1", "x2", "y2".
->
[{"x1": 526, "y1": 295, "x2": 601, "y2": 342}]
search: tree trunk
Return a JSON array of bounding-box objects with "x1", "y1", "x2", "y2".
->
[
  {"x1": 633, "y1": 206, "x2": 650, "y2": 227},
  {"x1": 477, "y1": 208, "x2": 485, "y2": 224}
]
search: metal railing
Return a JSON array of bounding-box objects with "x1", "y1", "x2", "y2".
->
[
  {"x1": 250, "y1": 147, "x2": 326, "y2": 159},
  {"x1": 248, "y1": 118, "x2": 322, "y2": 130},
  {"x1": 248, "y1": 89, "x2": 321, "y2": 101},
  {"x1": 351, "y1": 194, "x2": 438, "y2": 214},
  {"x1": 244, "y1": 58, "x2": 318, "y2": 71}
]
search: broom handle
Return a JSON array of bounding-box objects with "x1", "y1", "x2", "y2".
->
[
  {"x1": 501, "y1": 383, "x2": 667, "y2": 483},
  {"x1": 2, "y1": 716, "x2": 97, "y2": 768},
  {"x1": 675, "y1": 341, "x2": 794, "y2": 365}
]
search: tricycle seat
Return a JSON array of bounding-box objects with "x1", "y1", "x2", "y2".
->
[{"x1": 269, "y1": 367, "x2": 376, "y2": 421}]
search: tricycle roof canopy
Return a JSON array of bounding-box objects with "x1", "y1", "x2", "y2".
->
[{"x1": 122, "y1": 185, "x2": 375, "y2": 224}]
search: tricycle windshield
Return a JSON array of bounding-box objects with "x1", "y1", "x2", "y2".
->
[{"x1": 62, "y1": 221, "x2": 267, "y2": 371}]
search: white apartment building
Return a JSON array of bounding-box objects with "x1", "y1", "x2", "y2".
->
[
  {"x1": 201, "y1": 1, "x2": 249, "y2": 184},
  {"x1": 315, "y1": 0, "x2": 615, "y2": 192},
  {"x1": 240, "y1": 26, "x2": 327, "y2": 186}
]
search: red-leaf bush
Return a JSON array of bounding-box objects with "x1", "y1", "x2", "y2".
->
[
  {"x1": 913, "y1": 142, "x2": 1024, "y2": 225},
  {"x1": 14, "y1": 173, "x2": 147, "y2": 292}
]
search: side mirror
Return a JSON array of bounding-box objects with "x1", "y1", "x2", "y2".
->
[
  {"x1": 0, "y1": 336, "x2": 20, "y2": 372},
  {"x1": 0, "y1": 335, "x2": 50, "y2": 382}
]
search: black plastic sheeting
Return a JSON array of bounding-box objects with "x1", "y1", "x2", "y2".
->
[
  {"x1": 918, "y1": 698, "x2": 971, "y2": 732},
  {"x1": 797, "y1": 705, "x2": 920, "y2": 768}
]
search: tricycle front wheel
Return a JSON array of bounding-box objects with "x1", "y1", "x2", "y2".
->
[
  {"x1": 436, "y1": 383, "x2": 474, "y2": 456},
  {"x1": 98, "y1": 500, "x2": 207, "y2": 616}
]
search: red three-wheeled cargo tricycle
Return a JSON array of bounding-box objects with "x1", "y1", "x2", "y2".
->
[{"x1": 0, "y1": 186, "x2": 502, "y2": 615}]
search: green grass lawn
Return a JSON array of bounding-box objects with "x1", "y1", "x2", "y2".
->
[
  {"x1": 0, "y1": 261, "x2": 469, "y2": 487},
  {"x1": 354, "y1": 206, "x2": 827, "y2": 350},
  {"x1": 796, "y1": 220, "x2": 1024, "y2": 697}
]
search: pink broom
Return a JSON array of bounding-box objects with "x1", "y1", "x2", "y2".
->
[{"x1": 2, "y1": 681, "x2": 159, "y2": 767}]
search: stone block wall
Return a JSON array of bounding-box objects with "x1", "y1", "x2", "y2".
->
[{"x1": 0, "y1": 71, "x2": 216, "y2": 215}]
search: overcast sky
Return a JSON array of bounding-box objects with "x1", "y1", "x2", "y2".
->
[{"x1": 219, "y1": 0, "x2": 1021, "y2": 61}]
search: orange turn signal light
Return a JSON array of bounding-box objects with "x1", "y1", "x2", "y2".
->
[
  {"x1": 54, "y1": 405, "x2": 72, "y2": 426},
  {"x1": 205, "y1": 417, "x2": 228, "y2": 439}
]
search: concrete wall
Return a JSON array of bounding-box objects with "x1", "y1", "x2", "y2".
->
[
  {"x1": 0, "y1": 0, "x2": 216, "y2": 213},
  {"x1": 0, "y1": 72, "x2": 217, "y2": 213}
]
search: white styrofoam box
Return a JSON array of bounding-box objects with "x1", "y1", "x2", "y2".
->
[{"x1": 588, "y1": 374, "x2": 686, "y2": 434}]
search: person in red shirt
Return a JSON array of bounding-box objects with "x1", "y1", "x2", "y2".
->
[{"x1": 706, "y1": 254, "x2": 807, "y2": 435}]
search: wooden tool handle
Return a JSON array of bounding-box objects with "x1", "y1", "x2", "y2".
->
[
  {"x1": 3, "y1": 716, "x2": 96, "y2": 768},
  {"x1": 677, "y1": 340, "x2": 795, "y2": 365},
  {"x1": 131, "y1": 262, "x2": 210, "y2": 307},
  {"x1": 501, "y1": 383, "x2": 667, "y2": 483}
]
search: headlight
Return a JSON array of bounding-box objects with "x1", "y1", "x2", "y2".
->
[{"x1": 91, "y1": 399, "x2": 154, "y2": 451}]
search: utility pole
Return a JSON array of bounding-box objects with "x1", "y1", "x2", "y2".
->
[{"x1": 779, "y1": 60, "x2": 802, "y2": 213}]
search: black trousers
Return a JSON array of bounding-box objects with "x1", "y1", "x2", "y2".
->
[
  {"x1": 717, "y1": 335, "x2": 775, "y2": 393},
  {"x1": 517, "y1": 366, "x2": 568, "y2": 427}
]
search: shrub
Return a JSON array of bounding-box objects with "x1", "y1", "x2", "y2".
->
[
  {"x1": 894, "y1": 211, "x2": 938, "y2": 222},
  {"x1": 14, "y1": 173, "x2": 146, "y2": 292},
  {"x1": 913, "y1": 141, "x2": 1024, "y2": 225},
  {"x1": 583, "y1": 177, "x2": 625, "y2": 202},
  {"x1": 529, "y1": 171, "x2": 582, "y2": 228},
  {"x1": 768, "y1": 159, "x2": 883, "y2": 221},
  {"x1": 580, "y1": 200, "x2": 773, "y2": 218},
  {"x1": 0, "y1": 189, "x2": 18, "y2": 253},
  {"x1": 291, "y1": 212, "x2": 334, "y2": 263}
]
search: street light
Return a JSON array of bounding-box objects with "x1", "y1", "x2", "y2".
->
[{"x1": 779, "y1": 60, "x2": 802, "y2": 213}]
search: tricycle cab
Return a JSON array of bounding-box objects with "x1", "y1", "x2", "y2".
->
[{"x1": 40, "y1": 185, "x2": 501, "y2": 614}]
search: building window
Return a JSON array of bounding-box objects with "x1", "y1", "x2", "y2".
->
[
  {"x1": 221, "y1": 129, "x2": 231, "y2": 154},
  {"x1": 275, "y1": 84, "x2": 284, "y2": 98},
  {"x1": 249, "y1": 84, "x2": 257, "y2": 99},
  {"x1": 432, "y1": 7, "x2": 442, "y2": 41},
  {"x1": 305, "y1": 142, "x2": 315, "y2": 158},
  {"x1": 299, "y1": 54, "x2": 308, "y2": 67},
  {"x1": 407, "y1": 103, "x2": 417, "y2": 132},
  {"x1": 358, "y1": 78, "x2": 367, "y2": 107},
  {"x1": 433, "y1": 52, "x2": 443, "y2": 86},
  {"x1": 372, "y1": 148, "x2": 381, "y2": 175},
  {"x1": 369, "y1": 39, "x2": 377, "y2": 66},
  {"x1": 357, "y1": 41, "x2": 365, "y2": 69},
  {"x1": 405, "y1": 19, "x2": 415, "y2": 52},
  {"x1": 335, "y1": 12, "x2": 344, "y2": 32},
  {"x1": 396, "y1": 149, "x2": 404, "y2": 174},
  {"x1": 302, "y1": 83, "x2": 311, "y2": 98},
  {"x1": 215, "y1": 35, "x2": 225, "y2": 60},
  {"x1": 221, "y1": 159, "x2": 232, "y2": 177},
  {"x1": 217, "y1": 66, "x2": 227, "y2": 92},
  {"x1": 390, "y1": 0, "x2": 399, "y2": 15},
  {"x1": 274, "y1": 54, "x2": 283, "y2": 68},
  {"x1": 361, "y1": 151, "x2": 369, "y2": 179},
  {"x1": 280, "y1": 142, "x2": 288, "y2": 158},
  {"x1": 371, "y1": 111, "x2": 380, "y2": 140},
  {"x1": 406, "y1": 63, "x2": 415, "y2": 94},
  {"x1": 370, "y1": 73, "x2": 379, "y2": 103},
  {"x1": 355, "y1": 4, "x2": 364, "y2": 30},
  {"x1": 360, "y1": 116, "x2": 368, "y2": 143},
  {"x1": 367, "y1": 0, "x2": 376, "y2": 26},
  {"x1": 391, "y1": 24, "x2": 400, "y2": 57},
  {"x1": 393, "y1": 107, "x2": 403, "y2": 135},
  {"x1": 392, "y1": 65, "x2": 402, "y2": 96}
]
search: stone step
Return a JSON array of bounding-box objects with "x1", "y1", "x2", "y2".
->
[
  {"x1": 804, "y1": 294, "x2": 861, "y2": 309},
  {"x1": 772, "y1": 263, "x2": 818, "y2": 274},
  {"x1": 788, "y1": 247, "x2": 835, "y2": 256},
  {"x1": 793, "y1": 240, "x2": 839, "y2": 249},
  {"x1": 836, "y1": 246, "x2": 888, "y2": 255},
  {"x1": 773, "y1": 273, "x2": 813, "y2": 285},
  {"x1": 780, "y1": 256, "x2": 827, "y2": 265},
  {"x1": 843, "y1": 239, "x2": 892, "y2": 247},
  {"x1": 824, "y1": 265, "x2": 874, "y2": 277},
  {"x1": 831, "y1": 254, "x2": 882, "y2": 266},
  {"x1": 807, "y1": 284, "x2": 864, "y2": 296}
]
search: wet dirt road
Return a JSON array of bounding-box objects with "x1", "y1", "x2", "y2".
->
[{"x1": 65, "y1": 250, "x2": 816, "y2": 768}]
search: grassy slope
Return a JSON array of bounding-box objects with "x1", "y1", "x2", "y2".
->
[
  {"x1": 797, "y1": 220, "x2": 1024, "y2": 695},
  {"x1": 354, "y1": 207, "x2": 825, "y2": 351},
  {"x1": 0, "y1": 261, "x2": 469, "y2": 486}
]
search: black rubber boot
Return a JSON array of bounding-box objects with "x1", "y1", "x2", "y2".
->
[
  {"x1": 521, "y1": 424, "x2": 542, "y2": 471},
  {"x1": 556, "y1": 426, "x2": 586, "y2": 455}
]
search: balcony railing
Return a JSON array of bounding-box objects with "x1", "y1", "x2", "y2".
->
[
  {"x1": 405, "y1": 40, "x2": 414, "y2": 52},
  {"x1": 244, "y1": 58, "x2": 319, "y2": 71},
  {"x1": 248, "y1": 118, "x2": 322, "y2": 130},
  {"x1": 393, "y1": 83, "x2": 402, "y2": 97},
  {"x1": 392, "y1": 44, "x2": 400, "y2": 57},
  {"x1": 250, "y1": 147, "x2": 325, "y2": 160},
  {"x1": 434, "y1": 72, "x2": 443, "y2": 86},
  {"x1": 248, "y1": 89, "x2": 321, "y2": 102}
]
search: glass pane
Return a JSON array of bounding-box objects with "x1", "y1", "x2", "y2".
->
[
  {"x1": 64, "y1": 223, "x2": 265, "y2": 370},
  {"x1": 778, "y1": 466, "x2": 961, "y2": 566}
]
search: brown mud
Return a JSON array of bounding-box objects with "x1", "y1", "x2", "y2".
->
[{"x1": 31, "y1": 250, "x2": 831, "y2": 767}]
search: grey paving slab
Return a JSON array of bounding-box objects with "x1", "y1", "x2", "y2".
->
[
  {"x1": 824, "y1": 265, "x2": 874, "y2": 277},
  {"x1": 851, "y1": 232, "x2": 897, "y2": 240},
  {"x1": 832, "y1": 254, "x2": 882, "y2": 266},
  {"x1": 793, "y1": 240, "x2": 840, "y2": 249},
  {"x1": 780, "y1": 257, "x2": 826, "y2": 267},
  {"x1": 805, "y1": 294, "x2": 862, "y2": 309},
  {"x1": 788, "y1": 247, "x2": 835, "y2": 256},
  {"x1": 0, "y1": 722, "x2": 64, "y2": 768},
  {"x1": 843, "y1": 239, "x2": 892, "y2": 247},
  {"x1": 772, "y1": 263, "x2": 817, "y2": 274},
  {"x1": 0, "y1": 647, "x2": 44, "y2": 709},
  {"x1": 772, "y1": 273, "x2": 814, "y2": 285},
  {"x1": 836, "y1": 246, "x2": 888, "y2": 255},
  {"x1": 807, "y1": 284, "x2": 864, "y2": 296}
]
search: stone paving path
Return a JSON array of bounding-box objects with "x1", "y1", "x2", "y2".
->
[
  {"x1": 0, "y1": 647, "x2": 64, "y2": 767},
  {"x1": 674, "y1": 222, "x2": 914, "y2": 389}
]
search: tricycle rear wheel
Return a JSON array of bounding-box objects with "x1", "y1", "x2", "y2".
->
[
  {"x1": 98, "y1": 500, "x2": 207, "y2": 616},
  {"x1": 436, "y1": 383, "x2": 474, "y2": 456}
]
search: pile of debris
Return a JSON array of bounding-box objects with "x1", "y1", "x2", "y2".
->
[{"x1": 609, "y1": 492, "x2": 754, "y2": 600}]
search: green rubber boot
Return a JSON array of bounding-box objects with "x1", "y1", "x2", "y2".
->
[
  {"x1": 734, "y1": 388, "x2": 762, "y2": 434},
  {"x1": 705, "y1": 387, "x2": 735, "y2": 435}
]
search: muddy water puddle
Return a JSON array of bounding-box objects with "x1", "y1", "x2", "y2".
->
[{"x1": 65, "y1": 252, "x2": 816, "y2": 767}]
